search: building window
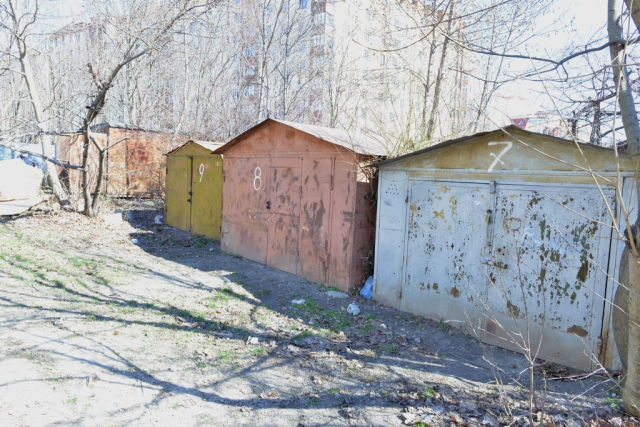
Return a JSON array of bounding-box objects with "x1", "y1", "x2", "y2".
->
[
  {"x1": 380, "y1": 54, "x2": 385, "y2": 65},
  {"x1": 243, "y1": 66, "x2": 255, "y2": 76},
  {"x1": 364, "y1": 50, "x2": 370, "y2": 60},
  {"x1": 245, "y1": 85, "x2": 255, "y2": 96},
  {"x1": 232, "y1": 90, "x2": 239, "y2": 100},
  {"x1": 244, "y1": 47, "x2": 255, "y2": 56},
  {"x1": 300, "y1": 0, "x2": 308, "y2": 9},
  {"x1": 312, "y1": 35, "x2": 325, "y2": 46}
]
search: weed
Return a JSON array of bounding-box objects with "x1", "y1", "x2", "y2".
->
[
  {"x1": 328, "y1": 386, "x2": 340, "y2": 395},
  {"x1": 423, "y1": 386, "x2": 436, "y2": 399},
  {"x1": 414, "y1": 422, "x2": 432, "y2": 427},
  {"x1": 291, "y1": 323, "x2": 298, "y2": 330},
  {"x1": 366, "y1": 313, "x2": 377, "y2": 320},
  {"x1": 327, "y1": 286, "x2": 339, "y2": 292},
  {"x1": 605, "y1": 396, "x2": 621, "y2": 410},
  {"x1": 439, "y1": 318, "x2": 449, "y2": 330},
  {"x1": 67, "y1": 396, "x2": 78, "y2": 405},
  {"x1": 198, "y1": 362, "x2": 207, "y2": 369},
  {"x1": 378, "y1": 343, "x2": 399, "y2": 354}
]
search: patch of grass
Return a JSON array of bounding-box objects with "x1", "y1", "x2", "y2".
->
[
  {"x1": 360, "y1": 348, "x2": 376, "y2": 357},
  {"x1": 67, "y1": 396, "x2": 78, "y2": 405},
  {"x1": 414, "y1": 422, "x2": 432, "y2": 427},
  {"x1": 328, "y1": 386, "x2": 340, "y2": 395},
  {"x1": 334, "y1": 319, "x2": 350, "y2": 331},
  {"x1": 378, "y1": 343, "x2": 399, "y2": 354},
  {"x1": 423, "y1": 386, "x2": 436, "y2": 399},
  {"x1": 198, "y1": 362, "x2": 207, "y2": 369},
  {"x1": 316, "y1": 284, "x2": 324, "y2": 290},
  {"x1": 366, "y1": 313, "x2": 377, "y2": 320},
  {"x1": 216, "y1": 348, "x2": 237, "y2": 365},
  {"x1": 327, "y1": 286, "x2": 340, "y2": 292},
  {"x1": 193, "y1": 236, "x2": 216, "y2": 248},
  {"x1": 304, "y1": 398, "x2": 318, "y2": 408},
  {"x1": 291, "y1": 323, "x2": 299, "y2": 330},
  {"x1": 293, "y1": 330, "x2": 314, "y2": 340},
  {"x1": 360, "y1": 322, "x2": 375, "y2": 335},
  {"x1": 252, "y1": 348, "x2": 266, "y2": 357}
]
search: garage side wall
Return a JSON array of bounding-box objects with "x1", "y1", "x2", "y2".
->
[{"x1": 373, "y1": 169, "x2": 408, "y2": 307}]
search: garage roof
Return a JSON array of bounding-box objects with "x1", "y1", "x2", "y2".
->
[
  {"x1": 370, "y1": 125, "x2": 619, "y2": 168},
  {"x1": 212, "y1": 118, "x2": 388, "y2": 156}
]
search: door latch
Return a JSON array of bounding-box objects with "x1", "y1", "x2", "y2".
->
[
  {"x1": 188, "y1": 191, "x2": 192, "y2": 196},
  {"x1": 266, "y1": 201, "x2": 271, "y2": 210},
  {"x1": 187, "y1": 198, "x2": 192, "y2": 203}
]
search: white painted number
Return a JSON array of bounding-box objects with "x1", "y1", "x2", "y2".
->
[
  {"x1": 254, "y1": 167, "x2": 262, "y2": 190},
  {"x1": 199, "y1": 163, "x2": 205, "y2": 182},
  {"x1": 487, "y1": 141, "x2": 513, "y2": 172}
]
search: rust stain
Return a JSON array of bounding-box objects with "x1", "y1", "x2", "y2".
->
[
  {"x1": 506, "y1": 300, "x2": 521, "y2": 319},
  {"x1": 409, "y1": 202, "x2": 418, "y2": 227},
  {"x1": 567, "y1": 325, "x2": 588, "y2": 337},
  {"x1": 433, "y1": 209, "x2": 445, "y2": 219},
  {"x1": 503, "y1": 217, "x2": 521, "y2": 232},
  {"x1": 450, "y1": 286, "x2": 461, "y2": 298},
  {"x1": 433, "y1": 283, "x2": 439, "y2": 291},
  {"x1": 449, "y1": 195, "x2": 457, "y2": 213}
]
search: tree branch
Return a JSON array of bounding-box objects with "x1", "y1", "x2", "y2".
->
[{"x1": 0, "y1": 142, "x2": 83, "y2": 170}]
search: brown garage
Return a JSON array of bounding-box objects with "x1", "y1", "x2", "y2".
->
[{"x1": 213, "y1": 119, "x2": 387, "y2": 292}]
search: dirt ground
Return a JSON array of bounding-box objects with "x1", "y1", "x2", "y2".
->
[{"x1": 0, "y1": 200, "x2": 637, "y2": 427}]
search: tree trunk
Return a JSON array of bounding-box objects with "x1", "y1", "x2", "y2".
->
[
  {"x1": 426, "y1": 1, "x2": 454, "y2": 141},
  {"x1": 609, "y1": 0, "x2": 640, "y2": 415},
  {"x1": 14, "y1": 29, "x2": 69, "y2": 206}
]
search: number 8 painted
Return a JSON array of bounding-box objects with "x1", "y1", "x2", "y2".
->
[{"x1": 254, "y1": 167, "x2": 262, "y2": 190}]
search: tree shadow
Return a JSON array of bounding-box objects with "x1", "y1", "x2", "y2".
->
[{"x1": 0, "y1": 216, "x2": 615, "y2": 424}]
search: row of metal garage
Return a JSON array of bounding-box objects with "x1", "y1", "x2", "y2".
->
[{"x1": 165, "y1": 118, "x2": 634, "y2": 372}]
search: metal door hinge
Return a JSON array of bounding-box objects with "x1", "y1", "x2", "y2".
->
[
  {"x1": 187, "y1": 198, "x2": 192, "y2": 203},
  {"x1": 188, "y1": 191, "x2": 192, "y2": 195},
  {"x1": 490, "y1": 180, "x2": 496, "y2": 194}
]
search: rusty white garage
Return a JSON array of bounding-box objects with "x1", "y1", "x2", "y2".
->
[{"x1": 371, "y1": 125, "x2": 635, "y2": 371}]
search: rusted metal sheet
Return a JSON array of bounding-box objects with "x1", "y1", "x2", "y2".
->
[
  {"x1": 483, "y1": 185, "x2": 615, "y2": 369},
  {"x1": 267, "y1": 158, "x2": 302, "y2": 274},
  {"x1": 372, "y1": 126, "x2": 634, "y2": 370},
  {"x1": 401, "y1": 181, "x2": 492, "y2": 330},
  {"x1": 218, "y1": 120, "x2": 383, "y2": 291},
  {"x1": 221, "y1": 157, "x2": 271, "y2": 264},
  {"x1": 298, "y1": 157, "x2": 333, "y2": 284}
]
